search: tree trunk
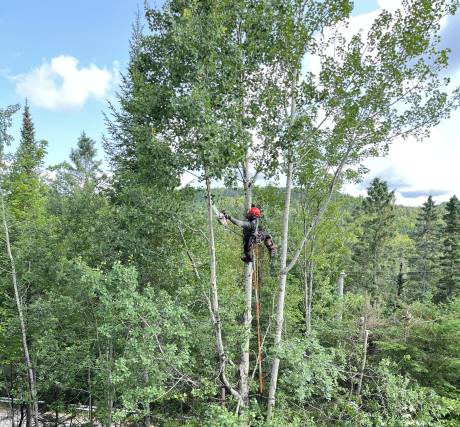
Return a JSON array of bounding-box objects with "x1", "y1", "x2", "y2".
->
[
  {"x1": 267, "y1": 159, "x2": 294, "y2": 419},
  {"x1": 106, "y1": 345, "x2": 113, "y2": 427},
  {"x1": 25, "y1": 406, "x2": 31, "y2": 427},
  {"x1": 238, "y1": 158, "x2": 253, "y2": 407},
  {"x1": 1, "y1": 198, "x2": 39, "y2": 427},
  {"x1": 88, "y1": 368, "x2": 93, "y2": 426},
  {"x1": 205, "y1": 177, "x2": 241, "y2": 403},
  {"x1": 266, "y1": 64, "x2": 299, "y2": 419},
  {"x1": 356, "y1": 329, "x2": 369, "y2": 397},
  {"x1": 142, "y1": 372, "x2": 150, "y2": 427},
  {"x1": 303, "y1": 238, "x2": 315, "y2": 335},
  {"x1": 19, "y1": 405, "x2": 25, "y2": 427},
  {"x1": 336, "y1": 272, "x2": 346, "y2": 321}
]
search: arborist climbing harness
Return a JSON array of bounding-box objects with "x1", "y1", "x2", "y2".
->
[
  {"x1": 219, "y1": 204, "x2": 277, "y2": 263},
  {"x1": 212, "y1": 202, "x2": 270, "y2": 396}
]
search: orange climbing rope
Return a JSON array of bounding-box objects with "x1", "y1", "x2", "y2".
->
[{"x1": 253, "y1": 248, "x2": 263, "y2": 394}]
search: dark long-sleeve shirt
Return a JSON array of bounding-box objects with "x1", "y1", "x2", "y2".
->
[{"x1": 229, "y1": 216, "x2": 259, "y2": 237}]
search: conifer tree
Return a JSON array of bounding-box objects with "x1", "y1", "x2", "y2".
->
[
  {"x1": 70, "y1": 132, "x2": 101, "y2": 187},
  {"x1": 53, "y1": 132, "x2": 102, "y2": 193},
  {"x1": 13, "y1": 100, "x2": 46, "y2": 177},
  {"x1": 409, "y1": 195, "x2": 441, "y2": 299},
  {"x1": 436, "y1": 195, "x2": 460, "y2": 302},
  {"x1": 8, "y1": 101, "x2": 47, "y2": 219},
  {"x1": 0, "y1": 104, "x2": 40, "y2": 427},
  {"x1": 104, "y1": 15, "x2": 179, "y2": 190},
  {"x1": 353, "y1": 178, "x2": 396, "y2": 293}
]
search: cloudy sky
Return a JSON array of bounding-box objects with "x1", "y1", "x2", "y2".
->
[{"x1": 0, "y1": 0, "x2": 459, "y2": 206}]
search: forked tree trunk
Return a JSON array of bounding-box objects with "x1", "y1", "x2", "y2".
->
[
  {"x1": 205, "y1": 177, "x2": 241, "y2": 403},
  {"x1": 266, "y1": 84, "x2": 351, "y2": 420},
  {"x1": 1, "y1": 198, "x2": 39, "y2": 427}
]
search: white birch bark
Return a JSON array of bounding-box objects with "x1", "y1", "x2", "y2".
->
[
  {"x1": 266, "y1": 64, "x2": 298, "y2": 418},
  {"x1": 1, "y1": 197, "x2": 39, "y2": 427},
  {"x1": 205, "y1": 177, "x2": 241, "y2": 402},
  {"x1": 267, "y1": 159, "x2": 294, "y2": 419},
  {"x1": 336, "y1": 272, "x2": 346, "y2": 322},
  {"x1": 238, "y1": 157, "x2": 253, "y2": 406}
]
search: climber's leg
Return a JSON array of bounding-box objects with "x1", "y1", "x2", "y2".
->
[
  {"x1": 241, "y1": 236, "x2": 253, "y2": 263},
  {"x1": 263, "y1": 233, "x2": 277, "y2": 258}
]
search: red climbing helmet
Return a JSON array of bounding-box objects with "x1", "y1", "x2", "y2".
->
[{"x1": 247, "y1": 206, "x2": 261, "y2": 218}]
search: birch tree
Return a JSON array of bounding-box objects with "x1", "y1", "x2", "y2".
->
[
  {"x1": 266, "y1": 0, "x2": 460, "y2": 418},
  {"x1": 0, "y1": 104, "x2": 40, "y2": 426}
]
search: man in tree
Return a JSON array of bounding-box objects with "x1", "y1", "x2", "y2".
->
[{"x1": 224, "y1": 204, "x2": 276, "y2": 263}]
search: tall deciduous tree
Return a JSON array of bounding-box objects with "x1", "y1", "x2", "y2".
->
[
  {"x1": 266, "y1": 0, "x2": 460, "y2": 417},
  {"x1": 0, "y1": 104, "x2": 40, "y2": 427}
]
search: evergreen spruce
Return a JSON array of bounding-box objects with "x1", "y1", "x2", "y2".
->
[
  {"x1": 8, "y1": 101, "x2": 47, "y2": 219},
  {"x1": 104, "y1": 15, "x2": 179, "y2": 190},
  {"x1": 436, "y1": 195, "x2": 460, "y2": 302},
  {"x1": 53, "y1": 132, "x2": 102, "y2": 192},
  {"x1": 14, "y1": 100, "x2": 46, "y2": 176},
  {"x1": 409, "y1": 195, "x2": 441, "y2": 299},
  {"x1": 353, "y1": 178, "x2": 396, "y2": 293}
]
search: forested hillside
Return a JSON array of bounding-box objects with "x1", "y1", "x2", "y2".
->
[{"x1": 1, "y1": 0, "x2": 460, "y2": 426}]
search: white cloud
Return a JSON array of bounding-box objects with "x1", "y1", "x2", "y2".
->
[
  {"x1": 376, "y1": 0, "x2": 403, "y2": 11},
  {"x1": 318, "y1": 2, "x2": 460, "y2": 207},
  {"x1": 15, "y1": 55, "x2": 116, "y2": 111},
  {"x1": 352, "y1": 102, "x2": 460, "y2": 207},
  {"x1": 341, "y1": 33, "x2": 460, "y2": 207}
]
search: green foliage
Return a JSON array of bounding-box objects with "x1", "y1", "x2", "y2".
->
[
  {"x1": 355, "y1": 359, "x2": 453, "y2": 427},
  {"x1": 0, "y1": 104, "x2": 19, "y2": 156},
  {"x1": 437, "y1": 196, "x2": 460, "y2": 302},
  {"x1": 51, "y1": 132, "x2": 102, "y2": 193},
  {"x1": 377, "y1": 300, "x2": 460, "y2": 400},
  {"x1": 2, "y1": 0, "x2": 460, "y2": 424},
  {"x1": 352, "y1": 178, "x2": 397, "y2": 293},
  {"x1": 409, "y1": 195, "x2": 442, "y2": 300},
  {"x1": 278, "y1": 336, "x2": 343, "y2": 404},
  {"x1": 7, "y1": 102, "x2": 47, "y2": 220}
]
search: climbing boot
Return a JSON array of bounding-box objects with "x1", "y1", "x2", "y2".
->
[{"x1": 265, "y1": 238, "x2": 277, "y2": 258}]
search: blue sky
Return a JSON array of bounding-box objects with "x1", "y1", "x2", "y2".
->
[
  {"x1": 0, "y1": 0, "x2": 378, "y2": 165},
  {"x1": 1, "y1": 0, "x2": 459, "y2": 206},
  {"x1": 0, "y1": 0, "x2": 145, "y2": 164}
]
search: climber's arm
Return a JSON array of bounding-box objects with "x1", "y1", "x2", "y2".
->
[{"x1": 228, "y1": 216, "x2": 250, "y2": 228}]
